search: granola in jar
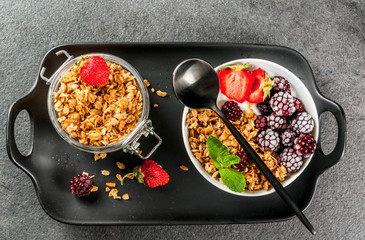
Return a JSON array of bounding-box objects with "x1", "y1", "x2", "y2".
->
[{"x1": 53, "y1": 58, "x2": 143, "y2": 147}]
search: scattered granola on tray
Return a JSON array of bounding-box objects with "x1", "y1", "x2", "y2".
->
[
  {"x1": 109, "y1": 188, "x2": 121, "y2": 199},
  {"x1": 90, "y1": 186, "x2": 98, "y2": 192},
  {"x1": 116, "y1": 162, "x2": 125, "y2": 169},
  {"x1": 143, "y1": 79, "x2": 150, "y2": 87},
  {"x1": 156, "y1": 90, "x2": 167, "y2": 97},
  {"x1": 101, "y1": 170, "x2": 110, "y2": 176},
  {"x1": 116, "y1": 174, "x2": 123, "y2": 184},
  {"x1": 106, "y1": 182, "x2": 116, "y2": 188},
  {"x1": 179, "y1": 165, "x2": 189, "y2": 171},
  {"x1": 122, "y1": 194, "x2": 130, "y2": 200}
]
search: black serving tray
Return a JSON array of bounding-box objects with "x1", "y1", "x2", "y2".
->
[{"x1": 6, "y1": 43, "x2": 346, "y2": 225}]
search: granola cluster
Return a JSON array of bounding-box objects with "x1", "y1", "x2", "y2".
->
[
  {"x1": 54, "y1": 60, "x2": 143, "y2": 146},
  {"x1": 186, "y1": 109, "x2": 287, "y2": 191},
  {"x1": 102, "y1": 161, "x2": 133, "y2": 200}
]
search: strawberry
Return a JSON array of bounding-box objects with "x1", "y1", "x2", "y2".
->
[
  {"x1": 80, "y1": 56, "x2": 109, "y2": 86},
  {"x1": 123, "y1": 160, "x2": 169, "y2": 188},
  {"x1": 247, "y1": 68, "x2": 274, "y2": 103},
  {"x1": 218, "y1": 65, "x2": 255, "y2": 103}
]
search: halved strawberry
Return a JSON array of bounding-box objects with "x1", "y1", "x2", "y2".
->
[
  {"x1": 247, "y1": 68, "x2": 274, "y2": 103},
  {"x1": 218, "y1": 65, "x2": 255, "y2": 103}
]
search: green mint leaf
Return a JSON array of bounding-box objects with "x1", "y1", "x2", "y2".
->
[
  {"x1": 206, "y1": 135, "x2": 240, "y2": 169},
  {"x1": 206, "y1": 135, "x2": 229, "y2": 169},
  {"x1": 223, "y1": 154, "x2": 241, "y2": 166},
  {"x1": 218, "y1": 168, "x2": 246, "y2": 192}
]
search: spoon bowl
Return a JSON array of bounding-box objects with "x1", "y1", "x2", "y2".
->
[{"x1": 172, "y1": 59, "x2": 219, "y2": 109}]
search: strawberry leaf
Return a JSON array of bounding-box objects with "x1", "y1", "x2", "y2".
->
[
  {"x1": 219, "y1": 62, "x2": 251, "y2": 71},
  {"x1": 242, "y1": 62, "x2": 251, "y2": 69},
  {"x1": 263, "y1": 71, "x2": 274, "y2": 100},
  {"x1": 218, "y1": 168, "x2": 246, "y2": 192},
  {"x1": 133, "y1": 166, "x2": 145, "y2": 184}
]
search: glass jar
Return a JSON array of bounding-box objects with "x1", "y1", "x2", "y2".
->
[{"x1": 40, "y1": 50, "x2": 162, "y2": 159}]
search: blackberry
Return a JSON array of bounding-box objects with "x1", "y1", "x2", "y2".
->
[
  {"x1": 257, "y1": 99, "x2": 273, "y2": 116},
  {"x1": 235, "y1": 151, "x2": 252, "y2": 170},
  {"x1": 271, "y1": 76, "x2": 291, "y2": 94},
  {"x1": 221, "y1": 101, "x2": 242, "y2": 121},
  {"x1": 70, "y1": 174, "x2": 93, "y2": 197},
  {"x1": 294, "y1": 134, "x2": 317, "y2": 158},
  {"x1": 269, "y1": 92, "x2": 296, "y2": 116},
  {"x1": 267, "y1": 113, "x2": 287, "y2": 131},
  {"x1": 293, "y1": 97, "x2": 305, "y2": 113},
  {"x1": 280, "y1": 129, "x2": 297, "y2": 147},
  {"x1": 279, "y1": 148, "x2": 303, "y2": 173},
  {"x1": 257, "y1": 129, "x2": 280, "y2": 152},
  {"x1": 291, "y1": 112, "x2": 314, "y2": 134},
  {"x1": 254, "y1": 115, "x2": 267, "y2": 131}
]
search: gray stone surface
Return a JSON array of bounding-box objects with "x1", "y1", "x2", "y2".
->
[{"x1": 0, "y1": 0, "x2": 364, "y2": 239}]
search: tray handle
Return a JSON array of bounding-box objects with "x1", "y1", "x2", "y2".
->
[
  {"x1": 315, "y1": 95, "x2": 346, "y2": 172},
  {"x1": 6, "y1": 98, "x2": 34, "y2": 173}
]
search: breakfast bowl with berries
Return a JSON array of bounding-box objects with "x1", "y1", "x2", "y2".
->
[
  {"x1": 42, "y1": 51, "x2": 161, "y2": 159},
  {"x1": 182, "y1": 59, "x2": 320, "y2": 196}
]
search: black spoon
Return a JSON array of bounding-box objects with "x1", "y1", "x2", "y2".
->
[{"x1": 172, "y1": 58, "x2": 316, "y2": 235}]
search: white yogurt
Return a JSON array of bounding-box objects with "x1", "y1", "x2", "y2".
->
[{"x1": 216, "y1": 91, "x2": 261, "y2": 116}]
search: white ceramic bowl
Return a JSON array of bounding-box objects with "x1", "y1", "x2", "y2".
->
[{"x1": 181, "y1": 59, "x2": 319, "y2": 197}]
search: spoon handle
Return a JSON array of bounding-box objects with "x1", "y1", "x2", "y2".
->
[{"x1": 211, "y1": 105, "x2": 316, "y2": 235}]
